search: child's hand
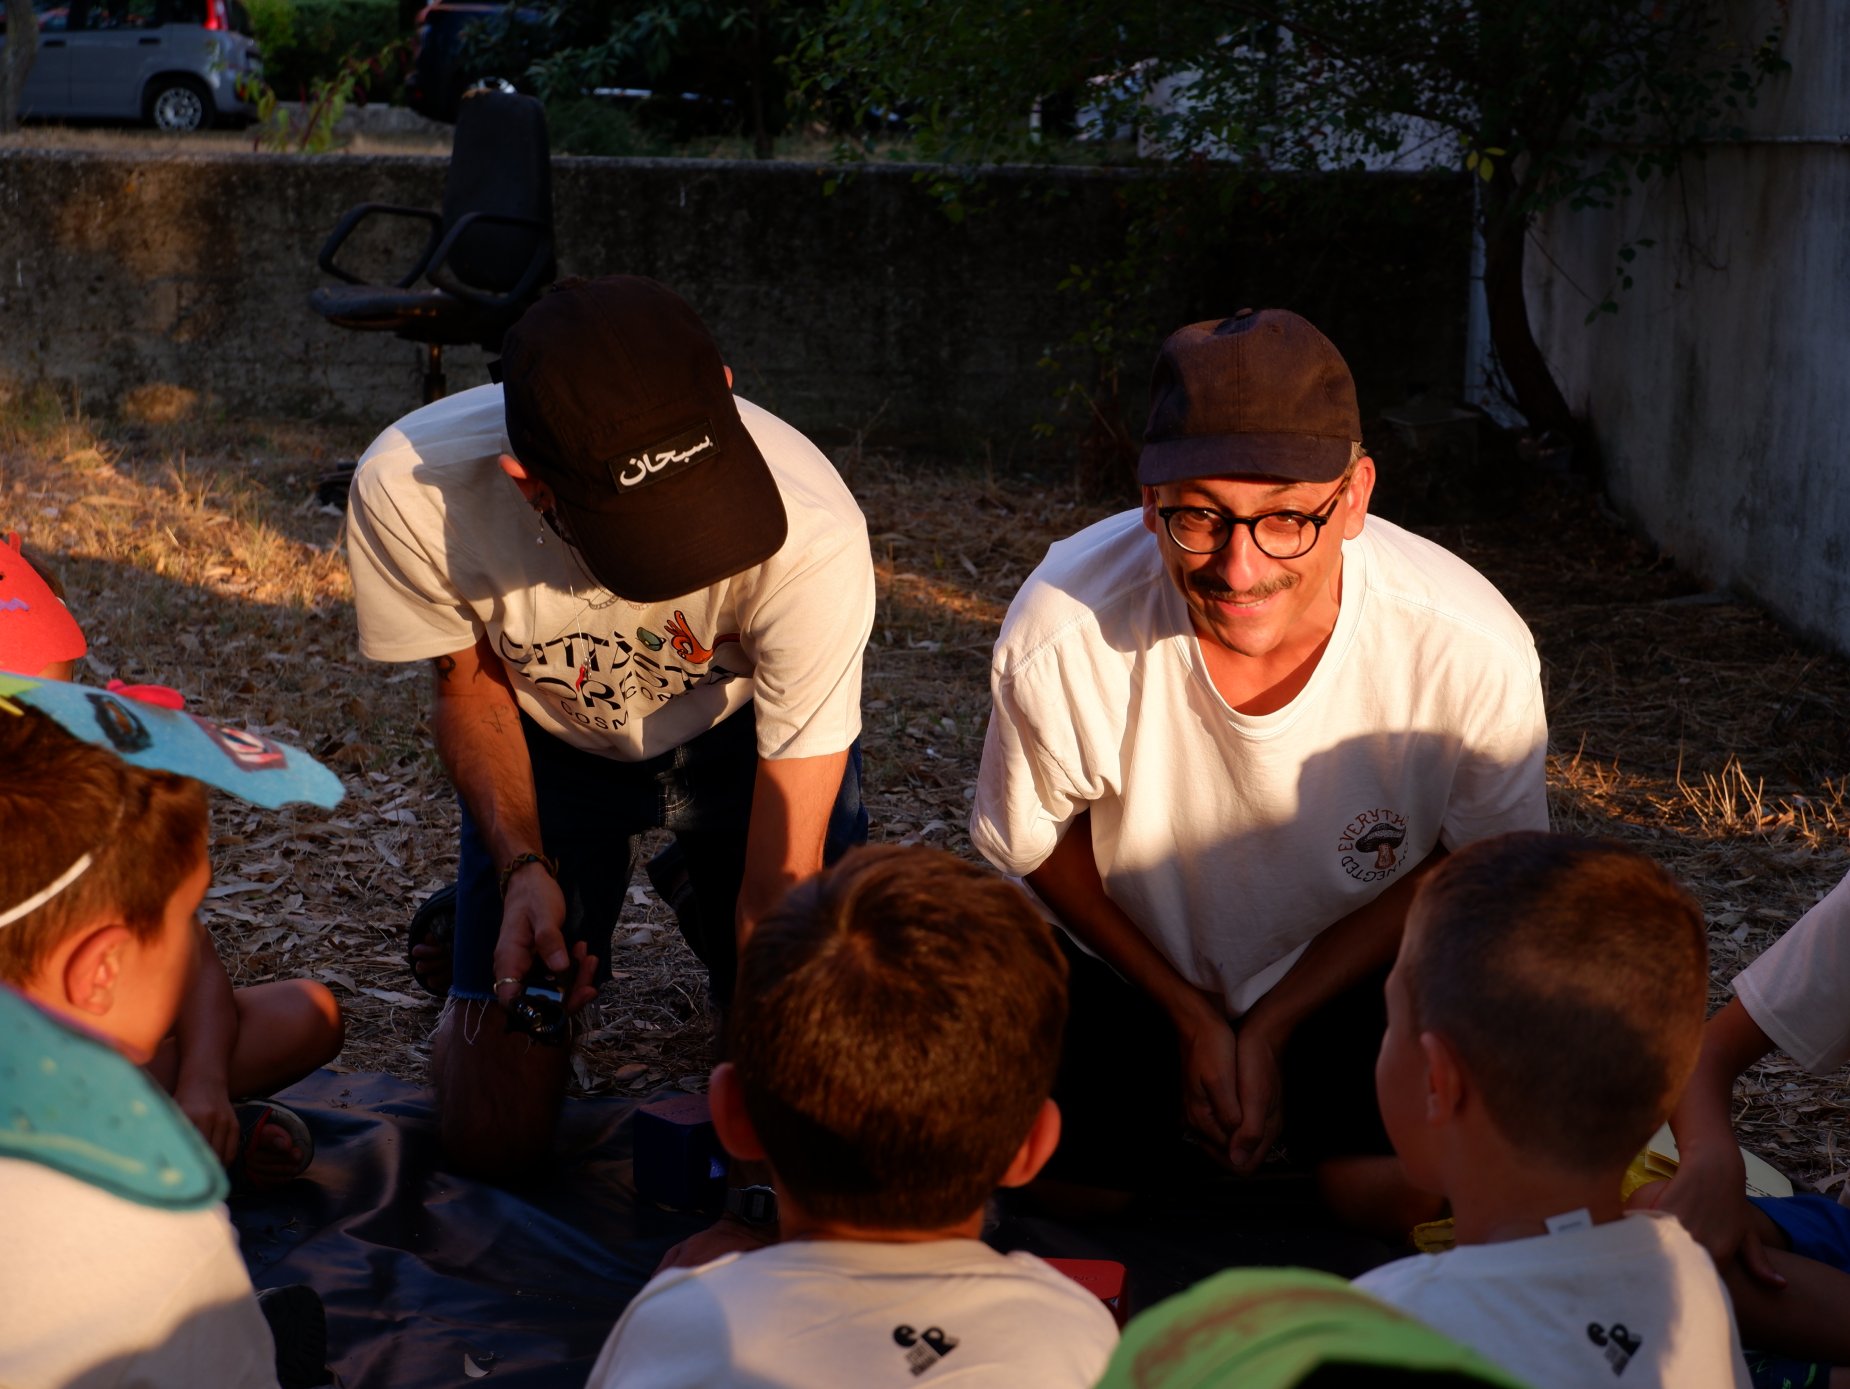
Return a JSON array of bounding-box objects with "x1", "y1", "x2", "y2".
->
[
  {"x1": 1634, "y1": 1157, "x2": 1786, "y2": 1289},
  {"x1": 176, "y1": 1078, "x2": 241, "y2": 1167},
  {"x1": 655, "y1": 1216, "x2": 775, "y2": 1274}
]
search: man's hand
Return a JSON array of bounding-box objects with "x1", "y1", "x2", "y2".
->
[
  {"x1": 1227, "y1": 1022, "x2": 1283, "y2": 1175},
  {"x1": 490, "y1": 871, "x2": 597, "y2": 1013},
  {"x1": 655, "y1": 1216, "x2": 775, "y2": 1273},
  {"x1": 1176, "y1": 1005, "x2": 1242, "y2": 1152},
  {"x1": 176, "y1": 1078, "x2": 240, "y2": 1167},
  {"x1": 1177, "y1": 1008, "x2": 1283, "y2": 1174}
]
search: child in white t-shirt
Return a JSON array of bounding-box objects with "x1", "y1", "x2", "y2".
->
[
  {"x1": 1638, "y1": 865, "x2": 1850, "y2": 1387},
  {"x1": 1355, "y1": 831, "x2": 1752, "y2": 1389},
  {"x1": 586, "y1": 845, "x2": 1119, "y2": 1388},
  {"x1": 0, "y1": 706, "x2": 281, "y2": 1389},
  {"x1": 1, "y1": 537, "x2": 342, "y2": 1190}
]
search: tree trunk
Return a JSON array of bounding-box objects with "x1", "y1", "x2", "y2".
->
[
  {"x1": 748, "y1": 0, "x2": 772, "y2": 159},
  {"x1": 1479, "y1": 198, "x2": 1590, "y2": 464},
  {"x1": 1, "y1": 0, "x2": 40, "y2": 135}
]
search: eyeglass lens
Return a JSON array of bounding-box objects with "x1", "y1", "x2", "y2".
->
[{"x1": 1165, "y1": 510, "x2": 1318, "y2": 558}]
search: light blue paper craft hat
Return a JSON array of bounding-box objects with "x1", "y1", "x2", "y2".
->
[{"x1": 0, "y1": 672, "x2": 344, "y2": 809}]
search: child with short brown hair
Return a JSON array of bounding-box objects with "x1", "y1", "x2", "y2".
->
[
  {"x1": 0, "y1": 705, "x2": 283, "y2": 1388},
  {"x1": 1356, "y1": 831, "x2": 1752, "y2": 1388},
  {"x1": 587, "y1": 844, "x2": 1118, "y2": 1387},
  {"x1": 1, "y1": 538, "x2": 342, "y2": 1184}
]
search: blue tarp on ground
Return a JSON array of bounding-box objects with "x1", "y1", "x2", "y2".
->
[{"x1": 234, "y1": 1071, "x2": 1393, "y2": 1388}]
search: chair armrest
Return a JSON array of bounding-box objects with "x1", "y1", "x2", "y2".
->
[
  {"x1": 316, "y1": 204, "x2": 445, "y2": 288},
  {"x1": 424, "y1": 211, "x2": 555, "y2": 313}
]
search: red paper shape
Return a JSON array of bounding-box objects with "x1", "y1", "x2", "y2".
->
[{"x1": 0, "y1": 533, "x2": 87, "y2": 675}]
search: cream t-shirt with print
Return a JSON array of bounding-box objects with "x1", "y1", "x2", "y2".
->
[{"x1": 346, "y1": 384, "x2": 874, "y2": 762}]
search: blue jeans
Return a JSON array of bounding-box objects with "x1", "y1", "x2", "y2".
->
[{"x1": 451, "y1": 705, "x2": 866, "y2": 1004}]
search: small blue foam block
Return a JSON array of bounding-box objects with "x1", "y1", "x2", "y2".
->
[{"x1": 634, "y1": 1093, "x2": 726, "y2": 1212}]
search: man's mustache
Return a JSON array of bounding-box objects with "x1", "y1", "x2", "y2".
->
[{"x1": 1189, "y1": 571, "x2": 1298, "y2": 603}]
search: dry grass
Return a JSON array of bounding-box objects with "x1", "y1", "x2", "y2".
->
[{"x1": 5, "y1": 397, "x2": 1849, "y2": 1190}]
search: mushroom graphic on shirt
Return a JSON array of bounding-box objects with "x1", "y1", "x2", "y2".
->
[{"x1": 1354, "y1": 820, "x2": 1407, "y2": 872}]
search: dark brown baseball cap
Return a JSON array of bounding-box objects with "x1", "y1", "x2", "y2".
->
[
  {"x1": 1138, "y1": 308, "x2": 1362, "y2": 486},
  {"x1": 501, "y1": 275, "x2": 788, "y2": 602}
]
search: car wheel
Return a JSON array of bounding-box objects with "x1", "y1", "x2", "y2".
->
[{"x1": 146, "y1": 77, "x2": 212, "y2": 134}]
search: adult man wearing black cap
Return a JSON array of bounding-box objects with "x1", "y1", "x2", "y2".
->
[
  {"x1": 346, "y1": 275, "x2": 873, "y2": 1177},
  {"x1": 970, "y1": 309, "x2": 1548, "y2": 1227}
]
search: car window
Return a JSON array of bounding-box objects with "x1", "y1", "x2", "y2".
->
[
  {"x1": 76, "y1": 0, "x2": 164, "y2": 29},
  {"x1": 19, "y1": 2, "x2": 71, "y2": 32}
]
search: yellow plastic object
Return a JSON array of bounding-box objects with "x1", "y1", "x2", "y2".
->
[{"x1": 1406, "y1": 1126, "x2": 1792, "y2": 1254}]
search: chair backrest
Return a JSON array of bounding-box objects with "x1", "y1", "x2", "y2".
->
[{"x1": 440, "y1": 89, "x2": 555, "y2": 293}]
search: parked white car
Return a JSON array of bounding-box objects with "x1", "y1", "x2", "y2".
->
[{"x1": 0, "y1": 0, "x2": 262, "y2": 132}]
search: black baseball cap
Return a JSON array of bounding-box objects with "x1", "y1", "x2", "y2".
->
[
  {"x1": 1138, "y1": 308, "x2": 1362, "y2": 486},
  {"x1": 501, "y1": 275, "x2": 788, "y2": 602}
]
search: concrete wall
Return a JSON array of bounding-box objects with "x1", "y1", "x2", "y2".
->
[
  {"x1": 1526, "y1": 4, "x2": 1850, "y2": 652},
  {"x1": 0, "y1": 150, "x2": 1470, "y2": 455}
]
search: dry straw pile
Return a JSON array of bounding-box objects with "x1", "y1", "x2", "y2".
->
[{"x1": 4, "y1": 398, "x2": 1847, "y2": 1189}]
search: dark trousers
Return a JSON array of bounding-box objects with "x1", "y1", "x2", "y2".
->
[
  {"x1": 1044, "y1": 933, "x2": 1394, "y2": 1190},
  {"x1": 451, "y1": 705, "x2": 867, "y2": 1003}
]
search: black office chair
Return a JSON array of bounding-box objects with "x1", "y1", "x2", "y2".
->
[{"x1": 309, "y1": 87, "x2": 555, "y2": 405}]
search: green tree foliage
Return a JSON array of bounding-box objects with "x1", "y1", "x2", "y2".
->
[
  {"x1": 471, "y1": 0, "x2": 826, "y2": 157},
  {"x1": 803, "y1": 1, "x2": 1787, "y2": 455},
  {"x1": 251, "y1": 0, "x2": 402, "y2": 100}
]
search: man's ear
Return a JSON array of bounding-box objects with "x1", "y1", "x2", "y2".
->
[
  {"x1": 1419, "y1": 1029, "x2": 1467, "y2": 1125},
  {"x1": 996, "y1": 1098, "x2": 1062, "y2": 1189},
  {"x1": 497, "y1": 453, "x2": 555, "y2": 509},
  {"x1": 708, "y1": 1061, "x2": 768, "y2": 1163},
  {"x1": 723, "y1": 364, "x2": 734, "y2": 390},
  {"x1": 1341, "y1": 455, "x2": 1377, "y2": 538},
  {"x1": 1140, "y1": 485, "x2": 1161, "y2": 536},
  {"x1": 61, "y1": 924, "x2": 131, "y2": 1017}
]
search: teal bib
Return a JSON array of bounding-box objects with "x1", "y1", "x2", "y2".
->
[{"x1": 0, "y1": 986, "x2": 225, "y2": 1209}]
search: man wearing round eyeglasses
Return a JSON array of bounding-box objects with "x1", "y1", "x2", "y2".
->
[{"x1": 971, "y1": 309, "x2": 1547, "y2": 1230}]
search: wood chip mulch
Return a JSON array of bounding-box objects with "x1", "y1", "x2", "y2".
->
[{"x1": 5, "y1": 420, "x2": 1847, "y2": 1191}]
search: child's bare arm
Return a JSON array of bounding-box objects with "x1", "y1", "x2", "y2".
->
[
  {"x1": 172, "y1": 926, "x2": 242, "y2": 1165},
  {"x1": 1725, "y1": 1204, "x2": 1850, "y2": 1366},
  {"x1": 1657, "y1": 998, "x2": 1783, "y2": 1284}
]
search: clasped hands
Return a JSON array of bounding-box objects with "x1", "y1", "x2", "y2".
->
[{"x1": 1176, "y1": 993, "x2": 1283, "y2": 1177}]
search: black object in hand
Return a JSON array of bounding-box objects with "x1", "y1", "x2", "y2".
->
[{"x1": 505, "y1": 969, "x2": 567, "y2": 1044}]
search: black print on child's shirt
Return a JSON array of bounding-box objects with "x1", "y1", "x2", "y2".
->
[
  {"x1": 892, "y1": 1325, "x2": 958, "y2": 1377},
  {"x1": 1587, "y1": 1321, "x2": 1642, "y2": 1375}
]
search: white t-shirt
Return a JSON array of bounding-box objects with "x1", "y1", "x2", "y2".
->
[
  {"x1": 345, "y1": 384, "x2": 874, "y2": 761},
  {"x1": 0, "y1": 1157, "x2": 279, "y2": 1389},
  {"x1": 586, "y1": 1237, "x2": 1119, "y2": 1388},
  {"x1": 1355, "y1": 1210, "x2": 1751, "y2": 1389},
  {"x1": 1734, "y1": 866, "x2": 1850, "y2": 1074},
  {"x1": 971, "y1": 511, "x2": 1547, "y2": 1014}
]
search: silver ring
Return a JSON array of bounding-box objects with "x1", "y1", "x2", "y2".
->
[{"x1": 493, "y1": 977, "x2": 521, "y2": 991}]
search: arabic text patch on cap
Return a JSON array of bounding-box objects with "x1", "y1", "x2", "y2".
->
[
  {"x1": 1139, "y1": 308, "x2": 1362, "y2": 486},
  {"x1": 501, "y1": 275, "x2": 788, "y2": 602}
]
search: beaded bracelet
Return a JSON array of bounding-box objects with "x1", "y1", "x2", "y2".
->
[{"x1": 498, "y1": 850, "x2": 559, "y2": 899}]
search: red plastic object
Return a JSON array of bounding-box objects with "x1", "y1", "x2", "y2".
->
[{"x1": 1045, "y1": 1257, "x2": 1128, "y2": 1325}]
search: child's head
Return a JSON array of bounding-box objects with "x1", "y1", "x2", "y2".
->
[
  {"x1": 0, "y1": 706, "x2": 209, "y2": 1059},
  {"x1": 1377, "y1": 831, "x2": 1707, "y2": 1185},
  {"x1": 719, "y1": 844, "x2": 1069, "y2": 1232}
]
